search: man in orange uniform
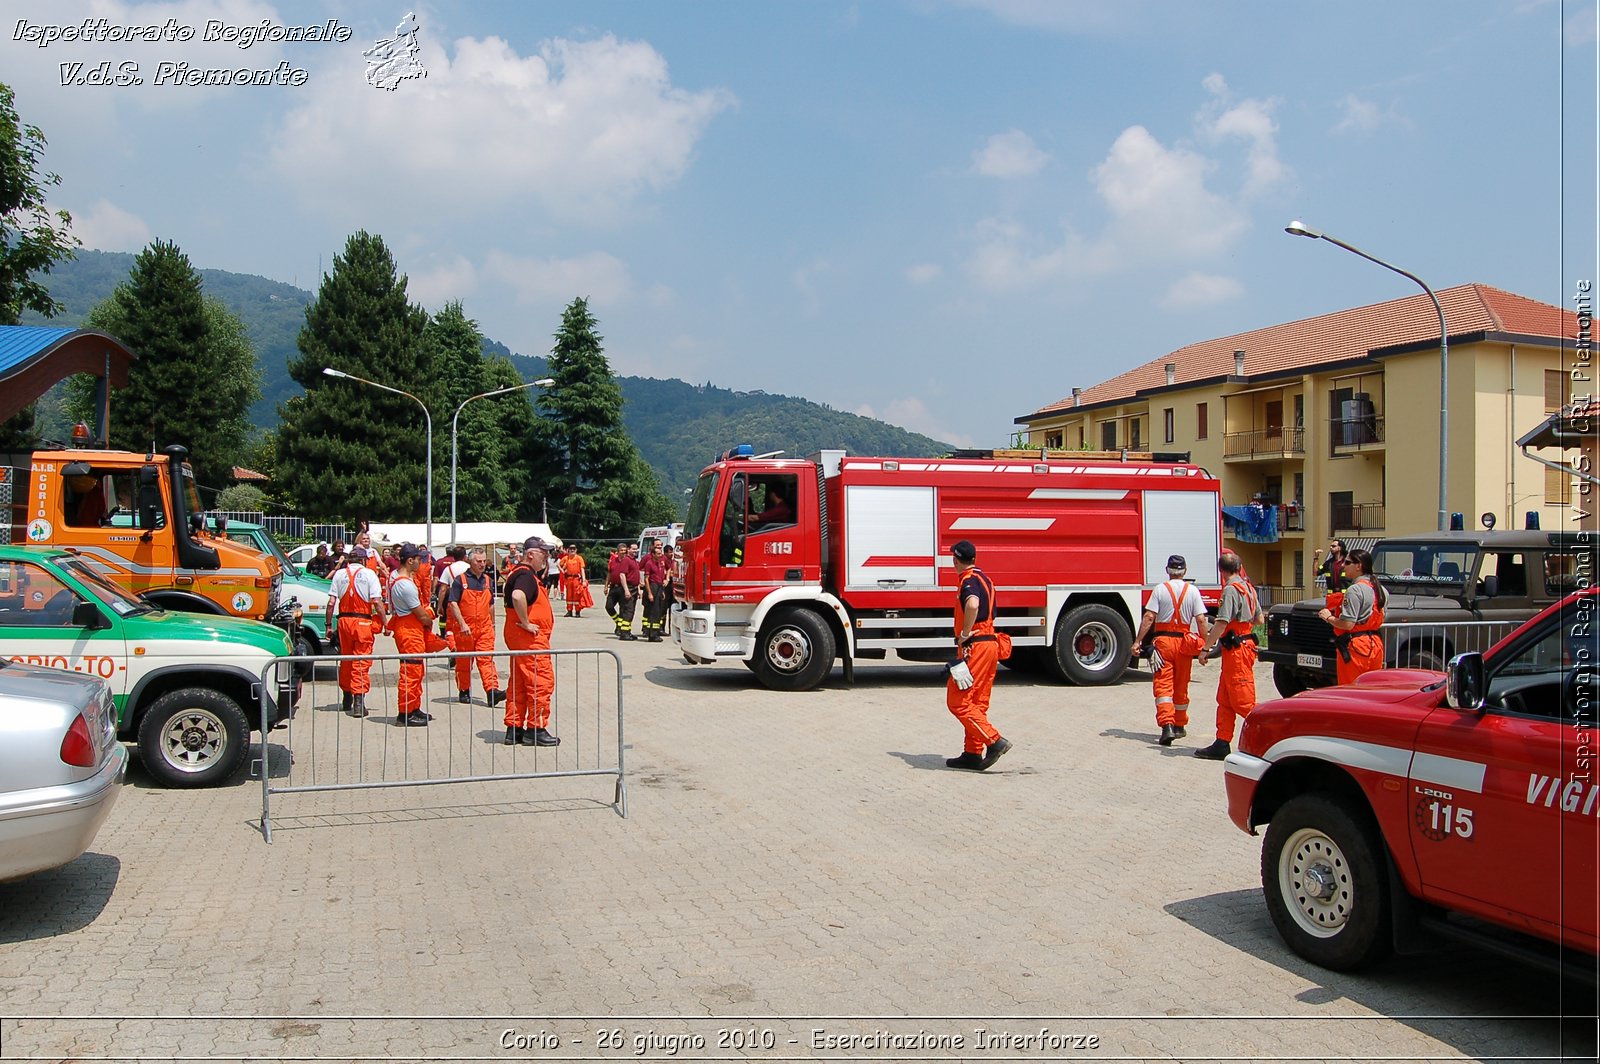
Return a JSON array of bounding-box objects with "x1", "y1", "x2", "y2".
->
[
  {"x1": 1194, "y1": 551, "x2": 1261, "y2": 760},
  {"x1": 390, "y1": 544, "x2": 449, "y2": 726},
  {"x1": 503, "y1": 536, "x2": 559, "y2": 747},
  {"x1": 1320, "y1": 548, "x2": 1387, "y2": 684},
  {"x1": 559, "y1": 545, "x2": 593, "y2": 617},
  {"x1": 446, "y1": 547, "x2": 505, "y2": 706},
  {"x1": 944, "y1": 540, "x2": 1013, "y2": 771},
  {"x1": 1131, "y1": 554, "x2": 1210, "y2": 746},
  {"x1": 325, "y1": 546, "x2": 388, "y2": 717}
]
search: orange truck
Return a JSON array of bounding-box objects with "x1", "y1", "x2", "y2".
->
[{"x1": 1, "y1": 443, "x2": 298, "y2": 639}]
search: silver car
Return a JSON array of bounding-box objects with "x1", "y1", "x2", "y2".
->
[{"x1": 0, "y1": 660, "x2": 126, "y2": 881}]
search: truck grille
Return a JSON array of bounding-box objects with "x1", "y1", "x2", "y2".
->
[{"x1": 1276, "y1": 609, "x2": 1333, "y2": 652}]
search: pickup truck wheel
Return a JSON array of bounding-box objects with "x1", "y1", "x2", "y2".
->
[
  {"x1": 752, "y1": 609, "x2": 835, "y2": 692},
  {"x1": 1273, "y1": 664, "x2": 1310, "y2": 698},
  {"x1": 1048, "y1": 604, "x2": 1132, "y2": 685},
  {"x1": 1262, "y1": 794, "x2": 1392, "y2": 971},
  {"x1": 136, "y1": 688, "x2": 251, "y2": 788}
]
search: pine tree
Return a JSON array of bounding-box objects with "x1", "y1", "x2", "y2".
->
[
  {"x1": 274, "y1": 231, "x2": 430, "y2": 522},
  {"x1": 80, "y1": 242, "x2": 261, "y2": 490},
  {"x1": 537, "y1": 298, "x2": 674, "y2": 539},
  {"x1": 425, "y1": 302, "x2": 531, "y2": 524},
  {"x1": 0, "y1": 80, "x2": 79, "y2": 447}
]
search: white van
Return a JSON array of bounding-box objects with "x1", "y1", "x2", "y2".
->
[{"x1": 636, "y1": 523, "x2": 684, "y2": 556}]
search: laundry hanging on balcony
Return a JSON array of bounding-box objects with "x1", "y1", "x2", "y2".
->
[{"x1": 1221, "y1": 503, "x2": 1280, "y2": 544}]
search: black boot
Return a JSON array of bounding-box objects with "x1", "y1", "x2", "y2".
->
[
  {"x1": 341, "y1": 692, "x2": 352, "y2": 714},
  {"x1": 487, "y1": 689, "x2": 506, "y2": 707},
  {"x1": 979, "y1": 736, "x2": 1013, "y2": 770},
  {"x1": 350, "y1": 695, "x2": 368, "y2": 718},
  {"x1": 505, "y1": 726, "x2": 518, "y2": 745},
  {"x1": 531, "y1": 727, "x2": 561, "y2": 746},
  {"x1": 517, "y1": 727, "x2": 539, "y2": 746},
  {"x1": 945, "y1": 752, "x2": 984, "y2": 770},
  {"x1": 1158, "y1": 724, "x2": 1179, "y2": 746},
  {"x1": 1193, "y1": 739, "x2": 1231, "y2": 760},
  {"x1": 458, "y1": 690, "x2": 471, "y2": 704},
  {"x1": 1173, "y1": 725, "x2": 1187, "y2": 739}
]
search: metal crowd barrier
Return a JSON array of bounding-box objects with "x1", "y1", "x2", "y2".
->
[
  {"x1": 1378, "y1": 619, "x2": 1522, "y2": 670},
  {"x1": 256, "y1": 647, "x2": 626, "y2": 841}
]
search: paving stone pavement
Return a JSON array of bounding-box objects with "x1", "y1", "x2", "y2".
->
[{"x1": 1, "y1": 600, "x2": 1596, "y2": 1062}]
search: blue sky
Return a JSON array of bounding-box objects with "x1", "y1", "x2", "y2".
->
[{"x1": 4, "y1": 0, "x2": 1596, "y2": 447}]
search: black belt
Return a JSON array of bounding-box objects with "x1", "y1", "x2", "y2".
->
[
  {"x1": 1333, "y1": 629, "x2": 1381, "y2": 662},
  {"x1": 1218, "y1": 631, "x2": 1259, "y2": 650},
  {"x1": 337, "y1": 612, "x2": 376, "y2": 619}
]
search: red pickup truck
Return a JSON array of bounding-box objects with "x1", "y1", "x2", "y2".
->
[{"x1": 1224, "y1": 589, "x2": 1598, "y2": 977}]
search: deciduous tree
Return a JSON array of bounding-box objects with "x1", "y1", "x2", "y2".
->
[{"x1": 0, "y1": 80, "x2": 79, "y2": 447}]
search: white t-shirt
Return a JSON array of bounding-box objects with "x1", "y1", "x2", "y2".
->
[
  {"x1": 390, "y1": 575, "x2": 422, "y2": 617},
  {"x1": 1145, "y1": 579, "x2": 1205, "y2": 630},
  {"x1": 329, "y1": 564, "x2": 384, "y2": 607},
  {"x1": 436, "y1": 559, "x2": 470, "y2": 589}
]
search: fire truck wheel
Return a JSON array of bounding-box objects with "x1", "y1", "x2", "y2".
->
[
  {"x1": 753, "y1": 608, "x2": 836, "y2": 691},
  {"x1": 1049, "y1": 604, "x2": 1133, "y2": 685},
  {"x1": 1261, "y1": 793, "x2": 1392, "y2": 971},
  {"x1": 136, "y1": 688, "x2": 252, "y2": 789}
]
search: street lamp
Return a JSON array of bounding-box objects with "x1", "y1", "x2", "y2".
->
[
  {"x1": 323, "y1": 367, "x2": 436, "y2": 551},
  {"x1": 450, "y1": 377, "x2": 555, "y2": 543},
  {"x1": 1285, "y1": 220, "x2": 1450, "y2": 531}
]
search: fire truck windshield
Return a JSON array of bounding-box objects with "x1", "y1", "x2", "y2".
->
[{"x1": 685, "y1": 472, "x2": 719, "y2": 537}]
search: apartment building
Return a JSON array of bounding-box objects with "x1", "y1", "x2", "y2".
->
[{"x1": 1015, "y1": 284, "x2": 1579, "y2": 605}]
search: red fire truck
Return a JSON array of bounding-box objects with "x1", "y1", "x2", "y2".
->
[{"x1": 669, "y1": 446, "x2": 1223, "y2": 691}]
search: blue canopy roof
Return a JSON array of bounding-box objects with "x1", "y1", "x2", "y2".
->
[{"x1": 0, "y1": 326, "x2": 137, "y2": 425}]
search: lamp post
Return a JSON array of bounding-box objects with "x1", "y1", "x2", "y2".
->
[
  {"x1": 323, "y1": 367, "x2": 435, "y2": 551},
  {"x1": 450, "y1": 377, "x2": 555, "y2": 543},
  {"x1": 1285, "y1": 220, "x2": 1450, "y2": 531}
]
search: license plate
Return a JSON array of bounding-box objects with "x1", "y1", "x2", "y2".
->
[{"x1": 1296, "y1": 653, "x2": 1322, "y2": 668}]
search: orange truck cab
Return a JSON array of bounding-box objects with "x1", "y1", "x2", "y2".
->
[{"x1": 2, "y1": 443, "x2": 297, "y2": 639}]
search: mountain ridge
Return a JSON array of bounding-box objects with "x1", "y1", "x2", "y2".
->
[{"x1": 28, "y1": 249, "x2": 953, "y2": 497}]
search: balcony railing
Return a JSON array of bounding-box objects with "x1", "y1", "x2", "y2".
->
[
  {"x1": 1331, "y1": 502, "x2": 1385, "y2": 535},
  {"x1": 1223, "y1": 426, "x2": 1305, "y2": 460},
  {"x1": 1255, "y1": 584, "x2": 1311, "y2": 610},
  {"x1": 1331, "y1": 413, "x2": 1386, "y2": 452}
]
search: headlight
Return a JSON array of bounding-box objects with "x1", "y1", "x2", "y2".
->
[{"x1": 1277, "y1": 619, "x2": 1289, "y2": 636}]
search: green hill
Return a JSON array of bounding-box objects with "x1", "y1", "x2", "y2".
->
[{"x1": 29, "y1": 249, "x2": 953, "y2": 496}]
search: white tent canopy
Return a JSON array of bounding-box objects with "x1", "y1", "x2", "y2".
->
[{"x1": 365, "y1": 522, "x2": 564, "y2": 552}]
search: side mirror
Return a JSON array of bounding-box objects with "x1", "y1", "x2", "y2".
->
[
  {"x1": 1446, "y1": 652, "x2": 1485, "y2": 711},
  {"x1": 71, "y1": 600, "x2": 107, "y2": 630}
]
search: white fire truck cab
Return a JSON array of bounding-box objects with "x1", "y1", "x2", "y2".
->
[{"x1": 670, "y1": 445, "x2": 1223, "y2": 691}]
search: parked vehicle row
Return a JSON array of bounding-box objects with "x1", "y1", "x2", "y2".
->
[{"x1": 0, "y1": 546, "x2": 298, "y2": 789}]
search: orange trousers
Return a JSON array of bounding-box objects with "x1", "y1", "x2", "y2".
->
[
  {"x1": 393, "y1": 614, "x2": 448, "y2": 714},
  {"x1": 336, "y1": 616, "x2": 377, "y2": 694},
  {"x1": 1336, "y1": 632, "x2": 1384, "y2": 685},
  {"x1": 503, "y1": 621, "x2": 554, "y2": 729},
  {"x1": 946, "y1": 641, "x2": 1001, "y2": 754},
  {"x1": 449, "y1": 619, "x2": 500, "y2": 693},
  {"x1": 563, "y1": 575, "x2": 593, "y2": 611},
  {"x1": 1216, "y1": 642, "x2": 1258, "y2": 742},
  {"x1": 1152, "y1": 634, "x2": 1196, "y2": 727}
]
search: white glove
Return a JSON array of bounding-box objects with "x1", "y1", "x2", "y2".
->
[
  {"x1": 948, "y1": 659, "x2": 974, "y2": 690},
  {"x1": 1148, "y1": 647, "x2": 1165, "y2": 672}
]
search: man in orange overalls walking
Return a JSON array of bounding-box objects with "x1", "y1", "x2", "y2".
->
[
  {"x1": 503, "y1": 536, "x2": 559, "y2": 747},
  {"x1": 944, "y1": 540, "x2": 1013, "y2": 771},
  {"x1": 325, "y1": 546, "x2": 388, "y2": 718},
  {"x1": 1131, "y1": 554, "x2": 1210, "y2": 746},
  {"x1": 390, "y1": 544, "x2": 449, "y2": 726},
  {"x1": 1194, "y1": 551, "x2": 1261, "y2": 760},
  {"x1": 446, "y1": 546, "x2": 505, "y2": 706}
]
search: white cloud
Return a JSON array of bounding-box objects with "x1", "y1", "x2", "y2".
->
[
  {"x1": 1196, "y1": 73, "x2": 1287, "y2": 196},
  {"x1": 1567, "y1": 4, "x2": 1598, "y2": 46},
  {"x1": 407, "y1": 255, "x2": 479, "y2": 310},
  {"x1": 972, "y1": 130, "x2": 1047, "y2": 178},
  {"x1": 853, "y1": 397, "x2": 976, "y2": 448},
  {"x1": 1333, "y1": 94, "x2": 1382, "y2": 134},
  {"x1": 483, "y1": 249, "x2": 634, "y2": 306},
  {"x1": 905, "y1": 262, "x2": 942, "y2": 284},
  {"x1": 269, "y1": 30, "x2": 734, "y2": 225},
  {"x1": 940, "y1": 0, "x2": 1135, "y2": 33},
  {"x1": 67, "y1": 199, "x2": 153, "y2": 252},
  {"x1": 1160, "y1": 272, "x2": 1243, "y2": 310},
  {"x1": 1091, "y1": 125, "x2": 1247, "y2": 256}
]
